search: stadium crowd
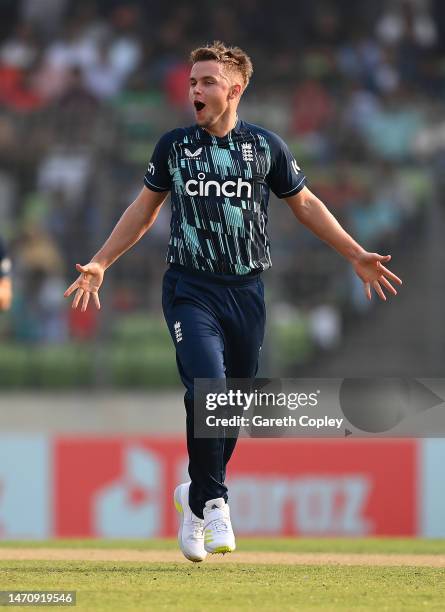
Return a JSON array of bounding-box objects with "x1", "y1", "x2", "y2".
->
[{"x1": 0, "y1": 0, "x2": 441, "y2": 366}]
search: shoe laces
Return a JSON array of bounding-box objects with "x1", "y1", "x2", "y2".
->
[
  {"x1": 191, "y1": 518, "x2": 204, "y2": 539},
  {"x1": 208, "y1": 517, "x2": 230, "y2": 533}
]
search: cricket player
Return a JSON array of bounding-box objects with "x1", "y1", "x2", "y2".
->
[
  {"x1": 0, "y1": 237, "x2": 12, "y2": 311},
  {"x1": 65, "y1": 42, "x2": 402, "y2": 562}
]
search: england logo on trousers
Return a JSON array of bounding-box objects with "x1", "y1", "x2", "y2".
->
[{"x1": 174, "y1": 321, "x2": 183, "y2": 343}]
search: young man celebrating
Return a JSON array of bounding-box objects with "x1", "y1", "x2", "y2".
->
[{"x1": 65, "y1": 42, "x2": 402, "y2": 562}]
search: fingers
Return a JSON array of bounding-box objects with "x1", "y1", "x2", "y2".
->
[
  {"x1": 380, "y1": 276, "x2": 397, "y2": 296},
  {"x1": 72, "y1": 288, "x2": 84, "y2": 309},
  {"x1": 64, "y1": 271, "x2": 90, "y2": 298},
  {"x1": 71, "y1": 287, "x2": 101, "y2": 311},
  {"x1": 66, "y1": 264, "x2": 102, "y2": 310},
  {"x1": 64, "y1": 280, "x2": 79, "y2": 298},
  {"x1": 378, "y1": 264, "x2": 403, "y2": 285},
  {"x1": 364, "y1": 276, "x2": 399, "y2": 302},
  {"x1": 72, "y1": 288, "x2": 101, "y2": 311},
  {"x1": 364, "y1": 281, "x2": 371, "y2": 301},
  {"x1": 76, "y1": 263, "x2": 90, "y2": 274},
  {"x1": 92, "y1": 292, "x2": 101, "y2": 310},
  {"x1": 372, "y1": 280, "x2": 386, "y2": 301},
  {"x1": 81, "y1": 291, "x2": 90, "y2": 313}
]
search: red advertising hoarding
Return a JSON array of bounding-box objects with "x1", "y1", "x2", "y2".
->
[{"x1": 54, "y1": 438, "x2": 417, "y2": 537}]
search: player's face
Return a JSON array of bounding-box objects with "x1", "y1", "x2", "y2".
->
[{"x1": 189, "y1": 61, "x2": 233, "y2": 128}]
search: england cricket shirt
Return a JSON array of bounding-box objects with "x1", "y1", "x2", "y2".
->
[{"x1": 144, "y1": 118, "x2": 306, "y2": 275}]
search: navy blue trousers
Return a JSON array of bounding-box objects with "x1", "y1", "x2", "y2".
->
[{"x1": 162, "y1": 265, "x2": 266, "y2": 518}]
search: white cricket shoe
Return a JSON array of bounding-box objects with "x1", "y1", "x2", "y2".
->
[
  {"x1": 203, "y1": 497, "x2": 236, "y2": 554},
  {"x1": 174, "y1": 482, "x2": 207, "y2": 562}
]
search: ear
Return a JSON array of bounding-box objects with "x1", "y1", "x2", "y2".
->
[{"x1": 229, "y1": 84, "x2": 242, "y2": 100}]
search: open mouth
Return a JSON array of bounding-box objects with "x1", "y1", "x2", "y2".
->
[{"x1": 194, "y1": 101, "x2": 205, "y2": 112}]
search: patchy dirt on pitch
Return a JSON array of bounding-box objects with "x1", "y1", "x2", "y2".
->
[{"x1": 1, "y1": 548, "x2": 445, "y2": 567}]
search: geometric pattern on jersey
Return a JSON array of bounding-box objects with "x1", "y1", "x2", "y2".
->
[{"x1": 144, "y1": 119, "x2": 306, "y2": 275}]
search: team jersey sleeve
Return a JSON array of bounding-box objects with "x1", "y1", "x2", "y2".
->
[
  {"x1": 143, "y1": 132, "x2": 173, "y2": 192},
  {"x1": 265, "y1": 132, "x2": 306, "y2": 199}
]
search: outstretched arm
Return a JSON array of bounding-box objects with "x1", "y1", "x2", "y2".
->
[
  {"x1": 64, "y1": 186, "x2": 168, "y2": 311},
  {"x1": 285, "y1": 186, "x2": 402, "y2": 300}
]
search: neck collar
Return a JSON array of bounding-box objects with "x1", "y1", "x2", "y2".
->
[{"x1": 198, "y1": 116, "x2": 243, "y2": 140}]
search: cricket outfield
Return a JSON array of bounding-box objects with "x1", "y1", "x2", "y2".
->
[{"x1": 0, "y1": 539, "x2": 444, "y2": 610}]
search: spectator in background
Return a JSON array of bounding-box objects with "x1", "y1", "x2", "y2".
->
[
  {"x1": 0, "y1": 22, "x2": 45, "y2": 113},
  {"x1": 0, "y1": 22, "x2": 39, "y2": 72},
  {"x1": 376, "y1": 0, "x2": 437, "y2": 49},
  {"x1": 44, "y1": 20, "x2": 97, "y2": 72},
  {"x1": 337, "y1": 29, "x2": 382, "y2": 89},
  {"x1": 20, "y1": 0, "x2": 69, "y2": 38},
  {"x1": 107, "y1": 5, "x2": 142, "y2": 79},
  {"x1": 35, "y1": 19, "x2": 97, "y2": 100},
  {"x1": 44, "y1": 65, "x2": 101, "y2": 145},
  {"x1": 359, "y1": 87, "x2": 425, "y2": 161},
  {"x1": 0, "y1": 236, "x2": 12, "y2": 311},
  {"x1": 83, "y1": 38, "x2": 126, "y2": 99},
  {"x1": 13, "y1": 226, "x2": 66, "y2": 342},
  {"x1": 0, "y1": 63, "x2": 45, "y2": 113},
  {"x1": 163, "y1": 60, "x2": 191, "y2": 111},
  {"x1": 291, "y1": 78, "x2": 334, "y2": 137}
]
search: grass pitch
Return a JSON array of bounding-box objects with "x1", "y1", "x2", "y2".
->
[{"x1": 0, "y1": 539, "x2": 444, "y2": 611}]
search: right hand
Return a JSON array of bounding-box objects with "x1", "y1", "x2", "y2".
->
[{"x1": 64, "y1": 262, "x2": 104, "y2": 311}]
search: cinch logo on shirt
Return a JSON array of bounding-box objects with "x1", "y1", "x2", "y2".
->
[{"x1": 185, "y1": 172, "x2": 252, "y2": 199}]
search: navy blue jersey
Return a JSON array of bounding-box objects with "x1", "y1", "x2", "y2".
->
[{"x1": 144, "y1": 119, "x2": 306, "y2": 275}]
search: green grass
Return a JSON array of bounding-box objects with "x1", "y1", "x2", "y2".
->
[
  {"x1": 1, "y1": 540, "x2": 444, "y2": 611},
  {"x1": 1, "y1": 561, "x2": 444, "y2": 611},
  {"x1": 1, "y1": 538, "x2": 445, "y2": 554}
]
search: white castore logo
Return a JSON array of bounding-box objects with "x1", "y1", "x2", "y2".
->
[
  {"x1": 147, "y1": 163, "x2": 155, "y2": 175},
  {"x1": 291, "y1": 159, "x2": 301, "y2": 174},
  {"x1": 242, "y1": 143, "x2": 254, "y2": 162},
  {"x1": 185, "y1": 172, "x2": 252, "y2": 198},
  {"x1": 184, "y1": 147, "x2": 202, "y2": 158},
  {"x1": 174, "y1": 321, "x2": 183, "y2": 343}
]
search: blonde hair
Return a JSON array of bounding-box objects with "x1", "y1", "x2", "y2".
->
[{"x1": 190, "y1": 41, "x2": 253, "y2": 90}]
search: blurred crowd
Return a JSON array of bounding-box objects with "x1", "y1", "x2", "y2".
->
[{"x1": 0, "y1": 0, "x2": 442, "y2": 356}]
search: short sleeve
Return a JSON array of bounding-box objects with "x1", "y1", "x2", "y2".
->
[
  {"x1": 143, "y1": 132, "x2": 173, "y2": 192},
  {"x1": 266, "y1": 133, "x2": 306, "y2": 199}
]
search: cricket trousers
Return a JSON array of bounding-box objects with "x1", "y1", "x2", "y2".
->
[{"x1": 162, "y1": 264, "x2": 266, "y2": 519}]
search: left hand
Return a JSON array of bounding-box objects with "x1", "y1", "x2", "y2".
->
[{"x1": 352, "y1": 253, "x2": 402, "y2": 301}]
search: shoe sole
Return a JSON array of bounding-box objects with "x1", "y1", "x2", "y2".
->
[
  {"x1": 210, "y1": 545, "x2": 235, "y2": 554},
  {"x1": 174, "y1": 485, "x2": 205, "y2": 563},
  {"x1": 204, "y1": 524, "x2": 236, "y2": 555}
]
